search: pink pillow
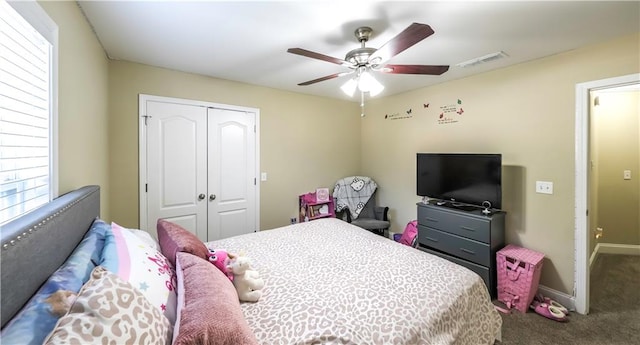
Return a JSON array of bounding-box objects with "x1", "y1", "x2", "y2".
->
[
  {"x1": 157, "y1": 219, "x2": 209, "y2": 267},
  {"x1": 173, "y1": 252, "x2": 257, "y2": 345}
]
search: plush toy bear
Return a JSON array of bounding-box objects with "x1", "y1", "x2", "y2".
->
[
  {"x1": 226, "y1": 255, "x2": 264, "y2": 302},
  {"x1": 207, "y1": 248, "x2": 235, "y2": 281}
]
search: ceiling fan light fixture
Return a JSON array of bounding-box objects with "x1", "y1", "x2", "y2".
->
[
  {"x1": 368, "y1": 81, "x2": 384, "y2": 97},
  {"x1": 358, "y1": 70, "x2": 384, "y2": 96},
  {"x1": 340, "y1": 78, "x2": 358, "y2": 97},
  {"x1": 287, "y1": 23, "x2": 446, "y2": 99},
  {"x1": 369, "y1": 56, "x2": 383, "y2": 66}
]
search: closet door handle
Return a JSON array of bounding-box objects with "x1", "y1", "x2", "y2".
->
[
  {"x1": 198, "y1": 194, "x2": 206, "y2": 201},
  {"x1": 209, "y1": 194, "x2": 216, "y2": 201}
]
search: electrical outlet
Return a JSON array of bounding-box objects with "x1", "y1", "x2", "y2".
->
[{"x1": 535, "y1": 181, "x2": 553, "y2": 194}]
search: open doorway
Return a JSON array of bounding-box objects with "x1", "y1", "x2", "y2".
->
[{"x1": 575, "y1": 73, "x2": 640, "y2": 314}]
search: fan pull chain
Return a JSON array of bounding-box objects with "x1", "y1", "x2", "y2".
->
[{"x1": 360, "y1": 91, "x2": 365, "y2": 117}]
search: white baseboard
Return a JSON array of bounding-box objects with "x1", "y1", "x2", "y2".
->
[
  {"x1": 595, "y1": 243, "x2": 640, "y2": 255},
  {"x1": 589, "y1": 243, "x2": 640, "y2": 270},
  {"x1": 589, "y1": 244, "x2": 599, "y2": 270},
  {"x1": 537, "y1": 284, "x2": 575, "y2": 312}
]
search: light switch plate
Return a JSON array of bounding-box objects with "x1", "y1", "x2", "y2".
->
[
  {"x1": 261, "y1": 172, "x2": 267, "y2": 181},
  {"x1": 624, "y1": 170, "x2": 631, "y2": 180}
]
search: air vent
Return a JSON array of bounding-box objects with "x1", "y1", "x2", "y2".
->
[{"x1": 456, "y1": 51, "x2": 508, "y2": 68}]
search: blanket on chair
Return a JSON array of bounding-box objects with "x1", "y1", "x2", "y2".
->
[{"x1": 333, "y1": 176, "x2": 377, "y2": 220}]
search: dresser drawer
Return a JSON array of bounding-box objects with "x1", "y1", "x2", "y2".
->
[
  {"x1": 418, "y1": 206, "x2": 490, "y2": 243},
  {"x1": 419, "y1": 247, "x2": 491, "y2": 294},
  {"x1": 418, "y1": 225, "x2": 491, "y2": 267}
]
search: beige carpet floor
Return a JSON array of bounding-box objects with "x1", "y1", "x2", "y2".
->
[{"x1": 498, "y1": 254, "x2": 640, "y2": 345}]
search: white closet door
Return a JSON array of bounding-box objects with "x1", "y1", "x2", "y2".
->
[
  {"x1": 207, "y1": 107, "x2": 256, "y2": 240},
  {"x1": 146, "y1": 101, "x2": 208, "y2": 240}
]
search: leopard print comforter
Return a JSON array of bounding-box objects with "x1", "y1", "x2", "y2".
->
[{"x1": 208, "y1": 218, "x2": 501, "y2": 345}]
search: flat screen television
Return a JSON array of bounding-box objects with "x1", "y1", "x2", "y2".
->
[{"x1": 417, "y1": 153, "x2": 502, "y2": 210}]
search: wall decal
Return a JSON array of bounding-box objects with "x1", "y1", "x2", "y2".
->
[
  {"x1": 438, "y1": 99, "x2": 464, "y2": 125},
  {"x1": 385, "y1": 111, "x2": 413, "y2": 120}
]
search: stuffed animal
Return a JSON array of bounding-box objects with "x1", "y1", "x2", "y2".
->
[
  {"x1": 226, "y1": 255, "x2": 264, "y2": 302},
  {"x1": 207, "y1": 248, "x2": 235, "y2": 281}
]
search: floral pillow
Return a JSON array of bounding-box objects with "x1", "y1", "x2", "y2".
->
[
  {"x1": 44, "y1": 266, "x2": 172, "y2": 345},
  {"x1": 100, "y1": 222, "x2": 177, "y2": 325}
]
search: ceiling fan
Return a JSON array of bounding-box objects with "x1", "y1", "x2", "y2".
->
[{"x1": 287, "y1": 23, "x2": 449, "y2": 97}]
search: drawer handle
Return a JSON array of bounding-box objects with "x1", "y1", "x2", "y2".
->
[
  {"x1": 460, "y1": 226, "x2": 475, "y2": 232},
  {"x1": 426, "y1": 237, "x2": 439, "y2": 243},
  {"x1": 460, "y1": 248, "x2": 476, "y2": 255},
  {"x1": 425, "y1": 217, "x2": 438, "y2": 223}
]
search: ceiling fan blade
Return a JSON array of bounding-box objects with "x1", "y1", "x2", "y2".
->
[
  {"x1": 287, "y1": 48, "x2": 349, "y2": 66},
  {"x1": 297, "y1": 72, "x2": 351, "y2": 86},
  {"x1": 381, "y1": 64, "x2": 449, "y2": 75},
  {"x1": 369, "y1": 23, "x2": 435, "y2": 65}
]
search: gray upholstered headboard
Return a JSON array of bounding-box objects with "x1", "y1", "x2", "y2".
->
[{"x1": 1, "y1": 185, "x2": 100, "y2": 327}]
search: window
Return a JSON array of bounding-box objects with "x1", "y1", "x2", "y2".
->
[{"x1": 0, "y1": 0, "x2": 57, "y2": 225}]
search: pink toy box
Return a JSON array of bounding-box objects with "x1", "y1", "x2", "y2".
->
[{"x1": 497, "y1": 244, "x2": 545, "y2": 313}]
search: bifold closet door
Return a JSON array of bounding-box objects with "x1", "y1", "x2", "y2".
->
[{"x1": 144, "y1": 100, "x2": 257, "y2": 242}]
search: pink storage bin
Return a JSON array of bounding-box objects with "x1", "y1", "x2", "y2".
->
[{"x1": 497, "y1": 244, "x2": 545, "y2": 313}]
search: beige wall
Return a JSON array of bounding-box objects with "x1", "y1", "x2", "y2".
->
[
  {"x1": 36, "y1": 1, "x2": 640, "y2": 296},
  {"x1": 362, "y1": 33, "x2": 640, "y2": 294},
  {"x1": 593, "y1": 90, "x2": 640, "y2": 246},
  {"x1": 39, "y1": 1, "x2": 111, "y2": 219},
  {"x1": 108, "y1": 61, "x2": 360, "y2": 231}
]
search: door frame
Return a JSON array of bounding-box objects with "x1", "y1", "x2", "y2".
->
[
  {"x1": 138, "y1": 94, "x2": 260, "y2": 234},
  {"x1": 574, "y1": 73, "x2": 639, "y2": 314}
]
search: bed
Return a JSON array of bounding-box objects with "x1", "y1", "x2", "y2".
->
[{"x1": 1, "y1": 185, "x2": 502, "y2": 345}]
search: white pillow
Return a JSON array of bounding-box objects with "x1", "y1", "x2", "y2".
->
[
  {"x1": 110, "y1": 222, "x2": 177, "y2": 325},
  {"x1": 130, "y1": 228, "x2": 160, "y2": 250}
]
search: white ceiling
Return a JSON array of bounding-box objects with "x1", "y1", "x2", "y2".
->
[{"x1": 77, "y1": 1, "x2": 640, "y2": 102}]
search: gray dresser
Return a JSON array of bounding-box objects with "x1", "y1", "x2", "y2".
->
[{"x1": 416, "y1": 202, "x2": 505, "y2": 297}]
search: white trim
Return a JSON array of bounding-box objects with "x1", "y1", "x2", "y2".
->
[
  {"x1": 537, "y1": 284, "x2": 575, "y2": 312},
  {"x1": 590, "y1": 243, "x2": 640, "y2": 270},
  {"x1": 8, "y1": 0, "x2": 57, "y2": 44},
  {"x1": 138, "y1": 94, "x2": 261, "y2": 233},
  {"x1": 595, "y1": 243, "x2": 640, "y2": 256},
  {"x1": 139, "y1": 95, "x2": 148, "y2": 230},
  {"x1": 574, "y1": 73, "x2": 640, "y2": 315},
  {"x1": 589, "y1": 243, "x2": 600, "y2": 269},
  {"x1": 51, "y1": 30, "x2": 59, "y2": 198},
  {"x1": 254, "y1": 106, "x2": 261, "y2": 232}
]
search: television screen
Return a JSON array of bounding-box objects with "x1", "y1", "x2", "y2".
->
[{"x1": 417, "y1": 153, "x2": 502, "y2": 209}]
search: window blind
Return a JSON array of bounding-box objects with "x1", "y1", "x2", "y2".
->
[{"x1": 0, "y1": 0, "x2": 52, "y2": 225}]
